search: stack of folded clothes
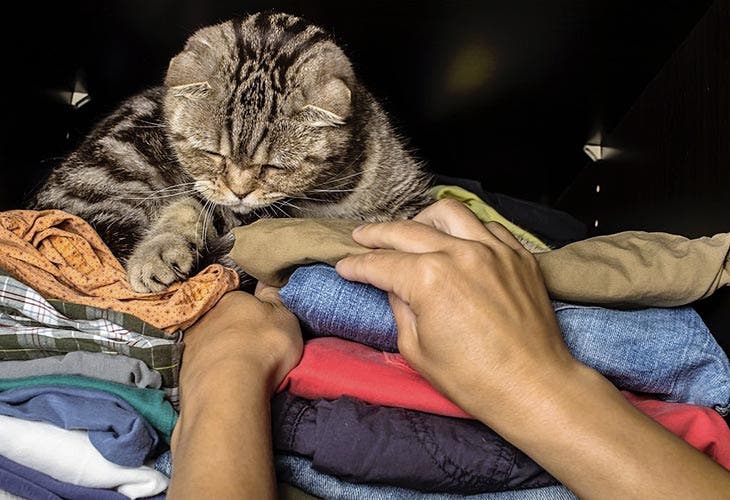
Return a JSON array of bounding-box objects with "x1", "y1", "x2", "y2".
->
[
  {"x1": 0, "y1": 209, "x2": 239, "y2": 499},
  {"x1": 266, "y1": 265, "x2": 730, "y2": 499},
  {"x1": 4, "y1": 184, "x2": 730, "y2": 499},
  {"x1": 206, "y1": 184, "x2": 730, "y2": 499}
]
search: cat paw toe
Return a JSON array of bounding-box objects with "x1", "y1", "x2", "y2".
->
[{"x1": 127, "y1": 234, "x2": 197, "y2": 293}]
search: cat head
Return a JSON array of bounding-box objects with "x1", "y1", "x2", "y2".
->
[{"x1": 163, "y1": 13, "x2": 357, "y2": 214}]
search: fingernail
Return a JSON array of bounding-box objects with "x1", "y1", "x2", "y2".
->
[
  {"x1": 335, "y1": 258, "x2": 348, "y2": 272},
  {"x1": 352, "y1": 224, "x2": 366, "y2": 234}
]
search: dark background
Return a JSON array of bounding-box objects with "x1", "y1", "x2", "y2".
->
[{"x1": 0, "y1": 0, "x2": 714, "y2": 210}]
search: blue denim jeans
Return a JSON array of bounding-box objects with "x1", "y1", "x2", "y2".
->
[
  {"x1": 275, "y1": 454, "x2": 578, "y2": 500},
  {"x1": 154, "y1": 450, "x2": 172, "y2": 477},
  {"x1": 280, "y1": 264, "x2": 730, "y2": 414},
  {"x1": 154, "y1": 451, "x2": 576, "y2": 499}
]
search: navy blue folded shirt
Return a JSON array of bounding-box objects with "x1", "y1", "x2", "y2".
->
[{"x1": 272, "y1": 392, "x2": 557, "y2": 493}]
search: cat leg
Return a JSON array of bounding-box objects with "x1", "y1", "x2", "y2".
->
[{"x1": 127, "y1": 197, "x2": 216, "y2": 292}]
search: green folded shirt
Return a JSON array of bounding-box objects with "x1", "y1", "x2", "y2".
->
[{"x1": 0, "y1": 375, "x2": 177, "y2": 443}]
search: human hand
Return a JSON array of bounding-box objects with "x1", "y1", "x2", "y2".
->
[
  {"x1": 336, "y1": 199, "x2": 579, "y2": 420},
  {"x1": 181, "y1": 284, "x2": 303, "y2": 394}
]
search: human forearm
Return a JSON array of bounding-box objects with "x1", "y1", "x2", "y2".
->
[
  {"x1": 167, "y1": 290, "x2": 303, "y2": 499},
  {"x1": 457, "y1": 359, "x2": 730, "y2": 500},
  {"x1": 168, "y1": 357, "x2": 277, "y2": 500}
]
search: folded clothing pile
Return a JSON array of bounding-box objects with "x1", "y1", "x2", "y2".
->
[
  {"x1": 218, "y1": 184, "x2": 730, "y2": 498},
  {"x1": 4, "y1": 187, "x2": 730, "y2": 499},
  {"x1": 0, "y1": 209, "x2": 239, "y2": 499},
  {"x1": 268, "y1": 268, "x2": 730, "y2": 498}
]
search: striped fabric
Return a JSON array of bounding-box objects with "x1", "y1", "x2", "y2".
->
[{"x1": 0, "y1": 272, "x2": 182, "y2": 405}]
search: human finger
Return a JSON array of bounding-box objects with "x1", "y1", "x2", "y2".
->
[
  {"x1": 254, "y1": 281, "x2": 284, "y2": 305},
  {"x1": 336, "y1": 249, "x2": 417, "y2": 300},
  {"x1": 484, "y1": 221, "x2": 529, "y2": 253},
  {"x1": 388, "y1": 292, "x2": 419, "y2": 356},
  {"x1": 351, "y1": 220, "x2": 457, "y2": 253},
  {"x1": 413, "y1": 199, "x2": 491, "y2": 242}
]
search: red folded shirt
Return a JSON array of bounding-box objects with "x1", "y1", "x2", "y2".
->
[{"x1": 279, "y1": 337, "x2": 730, "y2": 469}]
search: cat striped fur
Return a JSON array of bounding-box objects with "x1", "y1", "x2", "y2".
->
[{"x1": 32, "y1": 13, "x2": 432, "y2": 292}]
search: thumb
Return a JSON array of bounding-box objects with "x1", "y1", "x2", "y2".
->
[
  {"x1": 254, "y1": 280, "x2": 284, "y2": 305},
  {"x1": 389, "y1": 292, "x2": 419, "y2": 357}
]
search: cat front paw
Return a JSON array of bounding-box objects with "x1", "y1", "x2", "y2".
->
[{"x1": 127, "y1": 233, "x2": 197, "y2": 293}]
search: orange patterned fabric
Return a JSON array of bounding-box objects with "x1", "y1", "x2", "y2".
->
[{"x1": 0, "y1": 210, "x2": 239, "y2": 332}]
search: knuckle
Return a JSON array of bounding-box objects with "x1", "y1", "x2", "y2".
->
[
  {"x1": 458, "y1": 240, "x2": 492, "y2": 267},
  {"x1": 434, "y1": 198, "x2": 464, "y2": 214},
  {"x1": 524, "y1": 252, "x2": 542, "y2": 272},
  {"x1": 416, "y1": 253, "x2": 448, "y2": 288},
  {"x1": 361, "y1": 251, "x2": 380, "y2": 267},
  {"x1": 388, "y1": 219, "x2": 417, "y2": 233}
]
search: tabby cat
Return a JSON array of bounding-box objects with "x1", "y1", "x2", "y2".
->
[{"x1": 32, "y1": 13, "x2": 432, "y2": 292}]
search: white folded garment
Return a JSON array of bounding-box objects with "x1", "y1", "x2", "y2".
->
[
  {"x1": 0, "y1": 488, "x2": 23, "y2": 500},
  {"x1": 0, "y1": 414, "x2": 168, "y2": 499}
]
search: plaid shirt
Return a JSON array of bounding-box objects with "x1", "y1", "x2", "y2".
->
[{"x1": 0, "y1": 271, "x2": 182, "y2": 405}]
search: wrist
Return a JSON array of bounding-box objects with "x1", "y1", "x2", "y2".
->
[{"x1": 466, "y1": 359, "x2": 603, "y2": 436}]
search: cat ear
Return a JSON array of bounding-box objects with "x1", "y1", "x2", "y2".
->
[
  {"x1": 165, "y1": 51, "x2": 213, "y2": 99},
  {"x1": 293, "y1": 41, "x2": 355, "y2": 126},
  {"x1": 169, "y1": 81, "x2": 212, "y2": 98},
  {"x1": 300, "y1": 104, "x2": 346, "y2": 127},
  {"x1": 299, "y1": 78, "x2": 352, "y2": 127},
  {"x1": 300, "y1": 78, "x2": 351, "y2": 127}
]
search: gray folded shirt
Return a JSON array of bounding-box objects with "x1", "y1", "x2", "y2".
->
[{"x1": 0, "y1": 351, "x2": 162, "y2": 389}]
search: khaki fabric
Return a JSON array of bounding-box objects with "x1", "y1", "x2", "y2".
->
[
  {"x1": 230, "y1": 218, "x2": 368, "y2": 286},
  {"x1": 229, "y1": 219, "x2": 730, "y2": 307},
  {"x1": 537, "y1": 231, "x2": 730, "y2": 307}
]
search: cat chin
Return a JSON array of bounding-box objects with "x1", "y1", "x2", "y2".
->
[{"x1": 230, "y1": 204, "x2": 259, "y2": 215}]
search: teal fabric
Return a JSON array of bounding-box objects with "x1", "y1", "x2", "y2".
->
[{"x1": 0, "y1": 375, "x2": 177, "y2": 443}]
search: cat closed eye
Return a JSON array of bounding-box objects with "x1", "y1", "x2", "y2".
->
[
  {"x1": 200, "y1": 149, "x2": 224, "y2": 158},
  {"x1": 263, "y1": 163, "x2": 285, "y2": 170}
]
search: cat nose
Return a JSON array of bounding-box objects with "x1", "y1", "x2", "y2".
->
[{"x1": 229, "y1": 186, "x2": 252, "y2": 200}]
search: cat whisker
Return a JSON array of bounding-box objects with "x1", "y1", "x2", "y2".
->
[
  {"x1": 136, "y1": 119, "x2": 167, "y2": 127},
  {"x1": 122, "y1": 182, "x2": 199, "y2": 195},
  {"x1": 269, "y1": 202, "x2": 290, "y2": 218},
  {"x1": 263, "y1": 201, "x2": 279, "y2": 216},
  {"x1": 194, "y1": 200, "x2": 207, "y2": 257},
  {"x1": 277, "y1": 199, "x2": 312, "y2": 212},
  {"x1": 195, "y1": 200, "x2": 208, "y2": 239},
  {"x1": 286, "y1": 194, "x2": 326, "y2": 203},
  {"x1": 116, "y1": 190, "x2": 196, "y2": 202},
  {"x1": 315, "y1": 152, "x2": 368, "y2": 187},
  {"x1": 201, "y1": 200, "x2": 215, "y2": 252},
  {"x1": 308, "y1": 187, "x2": 366, "y2": 194},
  {"x1": 114, "y1": 186, "x2": 198, "y2": 208},
  {"x1": 315, "y1": 167, "x2": 367, "y2": 187}
]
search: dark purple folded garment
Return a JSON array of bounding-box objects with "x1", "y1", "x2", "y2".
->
[
  {"x1": 0, "y1": 453, "x2": 126, "y2": 500},
  {"x1": 272, "y1": 392, "x2": 557, "y2": 494}
]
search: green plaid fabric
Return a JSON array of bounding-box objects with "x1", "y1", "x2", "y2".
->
[
  {"x1": 0, "y1": 269, "x2": 182, "y2": 405},
  {"x1": 47, "y1": 299, "x2": 178, "y2": 341}
]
